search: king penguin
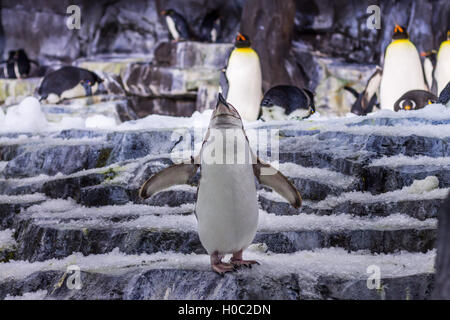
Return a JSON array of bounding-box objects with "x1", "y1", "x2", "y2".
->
[
  {"x1": 222, "y1": 33, "x2": 262, "y2": 121},
  {"x1": 435, "y1": 31, "x2": 450, "y2": 96},
  {"x1": 379, "y1": 25, "x2": 427, "y2": 110},
  {"x1": 139, "y1": 94, "x2": 301, "y2": 275}
]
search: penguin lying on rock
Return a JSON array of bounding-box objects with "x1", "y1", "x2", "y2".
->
[
  {"x1": 259, "y1": 85, "x2": 315, "y2": 121},
  {"x1": 161, "y1": 9, "x2": 191, "y2": 41},
  {"x1": 394, "y1": 90, "x2": 438, "y2": 111},
  {"x1": 139, "y1": 94, "x2": 302, "y2": 275},
  {"x1": 221, "y1": 33, "x2": 262, "y2": 121},
  {"x1": 0, "y1": 49, "x2": 38, "y2": 79},
  {"x1": 344, "y1": 66, "x2": 382, "y2": 116},
  {"x1": 37, "y1": 66, "x2": 103, "y2": 104}
]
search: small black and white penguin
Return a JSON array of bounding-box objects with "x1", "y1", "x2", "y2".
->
[
  {"x1": 421, "y1": 50, "x2": 438, "y2": 95},
  {"x1": 37, "y1": 66, "x2": 103, "y2": 103},
  {"x1": 437, "y1": 81, "x2": 450, "y2": 106},
  {"x1": 200, "y1": 11, "x2": 221, "y2": 43},
  {"x1": 344, "y1": 66, "x2": 382, "y2": 116},
  {"x1": 379, "y1": 25, "x2": 427, "y2": 110},
  {"x1": 1, "y1": 49, "x2": 38, "y2": 79},
  {"x1": 161, "y1": 9, "x2": 191, "y2": 41},
  {"x1": 139, "y1": 93, "x2": 301, "y2": 275},
  {"x1": 435, "y1": 31, "x2": 450, "y2": 96},
  {"x1": 393, "y1": 90, "x2": 438, "y2": 112},
  {"x1": 259, "y1": 85, "x2": 315, "y2": 121},
  {"x1": 222, "y1": 33, "x2": 262, "y2": 121}
]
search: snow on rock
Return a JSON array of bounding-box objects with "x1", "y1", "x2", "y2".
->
[
  {"x1": 0, "y1": 97, "x2": 48, "y2": 133},
  {"x1": 406, "y1": 176, "x2": 439, "y2": 194},
  {"x1": 4, "y1": 290, "x2": 47, "y2": 300},
  {"x1": 0, "y1": 229, "x2": 17, "y2": 251},
  {"x1": 369, "y1": 155, "x2": 450, "y2": 168}
]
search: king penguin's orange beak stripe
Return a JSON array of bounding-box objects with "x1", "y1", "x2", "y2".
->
[{"x1": 237, "y1": 33, "x2": 245, "y2": 41}]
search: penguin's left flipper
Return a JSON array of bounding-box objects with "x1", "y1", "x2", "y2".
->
[
  {"x1": 253, "y1": 160, "x2": 302, "y2": 209},
  {"x1": 139, "y1": 163, "x2": 200, "y2": 199}
]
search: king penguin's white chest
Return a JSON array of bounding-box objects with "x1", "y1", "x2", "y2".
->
[
  {"x1": 435, "y1": 42, "x2": 450, "y2": 95},
  {"x1": 380, "y1": 40, "x2": 427, "y2": 110},
  {"x1": 226, "y1": 49, "x2": 262, "y2": 121},
  {"x1": 196, "y1": 129, "x2": 259, "y2": 255}
]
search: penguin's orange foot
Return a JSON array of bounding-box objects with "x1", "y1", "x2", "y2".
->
[
  {"x1": 211, "y1": 263, "x2": 235, "y2": 276},
  {"x1": 230, "y1": 259, "x2": 260, "y2": 268}
]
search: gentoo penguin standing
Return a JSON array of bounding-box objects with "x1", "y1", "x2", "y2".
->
[
  {"x1": 344, "y1": 66, "x2": 382, "y2": 116},
  {"x1": 37, "y1": 66, "x2": 102, "y2": 103},
  {"x1": 222, "y1": 33, "x2": 262, "y2": 121},
  {"x1": 435, "y1": 31, "x2": 450, "y2": 96},
  {"x1": 379, "y1": 25, "x2": 427, "y2": 110},
  {"x1": 200, "y1": 11, "x2": 221, "y2": 43},
  {"x1": 139, "y1": 94, "x2": 302, "y2": 275},
  {"x1": 421, "y1": 50, "x2": 438, "y2": 94},
  {"x1": 393, "y1": 90, "x2": 437, "y2": 111},
  {"x1": 437, "y1": 82, "x2": 450, "y2": 106},
  {"x1": 1, "y1": 51, "x2": 16, "y2": 79},
  {"x1": 259, "y1": 85, "x2": 315, "y2": 121},
  {"x1": 161, "y1": 9, "x2": 190, "y2": 41}
]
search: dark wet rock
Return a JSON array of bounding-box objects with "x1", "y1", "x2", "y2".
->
[
  {"x1": 0, "y1": 268, "x2": 434, "y2": 300},
  {"x1": 317, "y1": 273, "x2": 434, "y2": 300},
  {"x1": 127, "y1": 95, "x2": 197, "y2": 118},
  {"x1": 80, "y1": 185, "x2": 134, "y2": 207},
  {"x1": 363, "y1": 165, "x2": 450, "y2": 194},
  {"x1": 0, "y1": 200, "x2": 45, "y2": 230},
  {"x1": 42, "y1": 174, "x2": 106, "y2": 201},
  {"x1": 432, "y1": 192, "x2": 450, "y2": 300}
]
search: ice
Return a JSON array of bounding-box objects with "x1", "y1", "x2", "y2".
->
[
  {"x1": 369, "y1": 155, "x2": 450, "y2": 167},
  {"x1": 0, "y1": 193, "x2": 47, "y2": 204},
  {"x1": 0, "y1": 247, "x2": 435, "y2": 282},
  {"x1": 4, "y1": 290, "x2": 47, "y2": 300},
  {"x1": 407, "y1": 176, "x2": 439, "y2": 194},
  {"x1": 0, "y1": 229, "x2": 17, "y2": 251},
  {"x1": 0, "y1": 97, "x2": 48, "y2": 133},
  {"x1": 85, "y1": 114, "x2": 118, "y2": 129}
]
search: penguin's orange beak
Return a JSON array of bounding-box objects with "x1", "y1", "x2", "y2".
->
[
  {"x1": 404, "y1": 105, "x2": 411, "y2": 110},
  {"x1": 236, "y1": 33, "x2": 245, "y2": 41},
  {"x1": 394, "y1": 24, "x2": 403, "y2": 33}
]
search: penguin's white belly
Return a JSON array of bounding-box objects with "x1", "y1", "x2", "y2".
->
[
  {"x1": 60, "y1": 82, "x2": 98, "y2": 101},
  {"x1": 380, "y1": 41, "x2": 427, "y2": 110},
  {"x1": 226, "y1": 52, "x2": 262, "y2": 121},
  {"x1": 166, "y1": 16, "x2": 180, "y2": 40},
  {"x1": 196, "y1": 163, "x2": 258, "y2": 255},
  {"x1": 435, "y1": 45, "x2": 450, "y2": 95}
]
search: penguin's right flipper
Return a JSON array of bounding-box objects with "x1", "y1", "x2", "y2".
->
[
  {"x1": 362, "y1": 67, "x2": 382, "y2": 107},
  {"x1": 437, "y1": 82, "x2": 450, "y2": 105},
  {"x1": 139, "y1": 163, "x2": 200, "y2": 199},
  {"x1": 253, "y1": 159, "x2": 302, "y2": 209},
  {"x1": 219, "y1": 68, "x2": 229, "y2": 98}
]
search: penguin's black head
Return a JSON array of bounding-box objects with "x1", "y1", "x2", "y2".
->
[
  {"x1": 161, "y1": 9, "x2": 174, "y2": 16},
  {"x1": 235, "y1": 33, "x2": 251, "y2": 48},
  {"x1": 211, "y1": 93, "x2": 242, "y2": 127},
  {"x1": 398, "y1": 98, "x2": 416, "y2": 111},
  {"x1": 392, "y1": 24, "x2": 409, "y2": 40},
  {"x1": 421, "y1": 50, "x2": 437, "y2": 65}
]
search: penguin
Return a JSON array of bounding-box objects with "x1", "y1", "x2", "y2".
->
[
  {"x1": 393, "y1": 90, "x2": 438, "y2": 111},
  {"x1": 421, "y1": 50, "x2": 438, "y2": 95},
  {"x1": 139, "y1": 94, "x2": 301, "y2": 275},
  {"x1": 200, "y1": 11, "x2": 221, "y2": 43},
  {"x1": 37, "y1": 66, "x2": 103, "y2": 104},
  {"x1": 437, "y1": 82, "x2": 450, "y2": 106},
  {"x1": 259, "y1": 85, "x2": 315, "y2": 121},
  {"x1": 0, "y1": 49, "x2": 38, "y2": 79},
  {"x1": 435, "y1": 31, "x2": 450, "y2": 96},
  {"x1": 161, "y1": 9, "x2": 191, "y2": 41},
  {"x1": 222, "y1": 33, "x2": 262, "y2": 121},
  {"x1": 344, "y1": 66, "x2": 382, "y2": 116},
  {"x1": 379, "y1": 25, "x2": 427, "y2": 110}
]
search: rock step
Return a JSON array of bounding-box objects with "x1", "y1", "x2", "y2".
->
[
  {"x1": 0, "y1": 249, "x2": 435, "y2": 300},
  {"x1": 12, "y1": 207, "x2": 436, "y2": 262},
  {"x1": 259, "y1": 188, "x2": 448, "y2": 220},
  {"x1": 0, "y1": 194, "x2": 47, "y2": 229}
]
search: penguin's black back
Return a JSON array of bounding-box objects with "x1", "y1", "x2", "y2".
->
[
  {"x1": 5, "y1": 51, "x2": 16, "y2": 78},
  {"x1": 200, "y1": 11, "x2": 220, "y2": 42},
  {"x1": 16, "y1": 49, "x2": 31, "y2": 77},
  {"x1": 38, "y1": 66, "x2": 101, "y2": 98},
  {"x1": 438, "y1": 82, "x2": 450, "y2": 105},
  {"x1": 261, "y1": 85, "x2": 311, "y2": 114}
]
